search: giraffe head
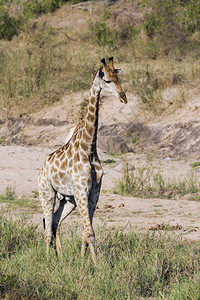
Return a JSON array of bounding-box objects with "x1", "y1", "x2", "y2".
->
[{"x1": 98, "y1": 57, "x2": 127, "y2": 104}]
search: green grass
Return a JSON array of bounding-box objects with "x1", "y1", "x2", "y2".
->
[
  {"x1": 131, "y1": 131, "x2": 140, "y2": 144},
  {"x1": 0, "y1": 186, "x2": 40, "y2": 210},
  {"x1": 102, "y1": 159, "x2": 117, "y2": 164},
  {"x1": 0, "y1": 216, "x2": 199, "y2": 299},
  {"x1": 0, "y1": 186, "x2": 16, "y2": 202},
  {"x1": 191, "y1": 161, "x2": 200, "y2": 169},
  {"x1": 114, "y1": 160, "x2": 200, "y2": 199}
]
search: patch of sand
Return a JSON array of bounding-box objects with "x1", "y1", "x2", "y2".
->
[{"x1": 0, "y1": 145, "x2": 199, "y2": 242}]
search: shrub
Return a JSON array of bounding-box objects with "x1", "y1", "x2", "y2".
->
[
  {"x1": 0, "y1": 0, "x2": 87, "y2": 41},
  {"x1": 22, "y1": 0, "x2": 61, "y2": 18},
  {"x1": 0, "y1": 7, "x2": 19, "y2": 40},
  {"x1": 140, "y1": 0, "x2": 200, "y2": 55},
  {"x1": 144, "y1": 14, "x2": 163, "y2": 38},
  {"x1": 89, "y1": 20, "x2": 119, "y2": 47}
]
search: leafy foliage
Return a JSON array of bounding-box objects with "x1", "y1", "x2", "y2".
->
[
  {"x1": 0, "y1": 0, "x2": 87, "y2": 40},
  {"x1": 140, "y1": 0, "x2": 200, "y2": 53},
  {"x1": 0, "y1": 7, "x2": 19, "y2": 40},
  {"x1": 89, "y1": 19, "x2": 119, "y2": 47}
]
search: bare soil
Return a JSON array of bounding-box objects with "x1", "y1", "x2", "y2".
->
[
  {"x1": 0, "y1": 85, "x2": 200, "y2": 243},
  {"x1": 0, "y1": 144, "x2": 199, "y2": 242}
]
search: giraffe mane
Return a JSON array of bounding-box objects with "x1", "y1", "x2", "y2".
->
[{"x1": 48, "y1": 122, "x2": 81, "y2": 158}]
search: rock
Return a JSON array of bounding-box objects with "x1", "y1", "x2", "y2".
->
[
  {"x1": 35, "y1": 118, "x2": 68, "y2": 127},
  {"x1": 98, "y1": 135, "x2": 128, "y2": 154},
  {"x1": 104, "y1": 204, "x2": 114, "y2": 209}
]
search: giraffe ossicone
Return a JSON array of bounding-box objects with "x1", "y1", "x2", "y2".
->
[{"x1": 38, "y1": 57, "x2": 127, "y2": 263}]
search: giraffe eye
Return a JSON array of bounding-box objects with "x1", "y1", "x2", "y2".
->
[
  {"x1": 99, "y1": 69, "x2": 104, "y2": 78},
  {"x1": 104, "y1": 80, "x2": 111, "y2": 83},
  {"x1": 114, "y1": 69, "x2": 120, "y2": 74}
]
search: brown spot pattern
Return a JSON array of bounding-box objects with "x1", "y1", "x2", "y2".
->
[
  {"x1": 67, "y1": 145, "x2": 73, "y2": 157},
  {"x1": 74, "y1": 165, "x2": 78, "y2": 173},
  {"x1": 82, "y1": 129, "x2": 91, "y2": 143},
  {"x1": 68, "y1": 159, "x2": 73, "y2": 168},
  {"x1": 78, "y1": 163, "x2": 84, "y2": 171},
  {"x1": 74, "y1": 141, "x2": 79, "y2": 149},
  {"x1": 60, "y1": 153, "x2": 65, "y2": 161},
  {"x1": 87, "y1": 113, "x2": 94, "y2": 123},
  {"x1": 59, "y1": 172, "x2": 65, "y2": 179},
  {"x1": 89, "y1": 105, "x2": 95, "y2": 114},
  {"x1": 74, "y1": 152, "x2": 80, "y2": 162},
  {"x1": 90, "y1": 96, "x2": 96, "y2": 105},
  {"x1": 60, "y1": 160, "x2": 67, "y2": 171},
  {"x1": 85, "y1": 122, "x2": 93, "y2": 136},
  {"x1": 82, "y1": 154, "x2": 88, "y2": 164},
  {"x1": 55, "y1": 160, "x2": 60, "y2": 168},
  {"x1": 50, "y1": 165, "x2": 57, "y2": 173},
  {"x1": 80, "y1": 140, "x2": 88, "y2": 151}
]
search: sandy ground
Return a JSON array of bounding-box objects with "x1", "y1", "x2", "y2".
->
[{"x1": 0, "y1": 145, "x2": 199, "y2": 242}]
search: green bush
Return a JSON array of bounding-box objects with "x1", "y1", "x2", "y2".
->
[
  {"x1": 180, "y1": 0, "x2": 200, "y2": 33},
  {"x1": 0, "y1": 7, "x2": 19, "y2": 40},
  {"x1": 22, "y1": 0, "x2": 61, "y2": 18},
  {"x1": 89, "y1": 20, "x2": 119, "y2": 47},
  {"x1": 144, "y1": 14, "x2": 163, "y2": 38},
  {"x1": 0, "y1": 0, "x2": 87, "y2": 41},
  {"x1": 140, "y1": 0, "x2": 200, "y2": 54}
]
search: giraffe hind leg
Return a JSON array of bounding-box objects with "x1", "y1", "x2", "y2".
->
[
  {"x1": 52, "y1": 196, "x2": 76, "y2": 256},
  {"x1": 39, "y1": 185, "x2": 56, "y2": 254}
]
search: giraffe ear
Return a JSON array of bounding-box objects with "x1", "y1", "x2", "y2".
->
[
  {"x1": 101, "y1": 58, "x2": 107, "y2": 68},
  {"x1": 108, "y1": 56, "x2": 114, "y2": 70}
]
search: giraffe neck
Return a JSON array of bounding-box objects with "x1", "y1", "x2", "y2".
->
[{"x1": 81, "y1": 74, "x2": 101, "y2": 156}]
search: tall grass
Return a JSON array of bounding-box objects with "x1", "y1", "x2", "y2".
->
[
  {"x1": 0, "y1": 22, "x2": 97, "y2": 115},
  {"x1": 0, "y1": 216, "x2": 199, "y2": 299},
  {"x1": 0, "y1": 0, "x2": 88, "y2": 40},
  {"x1": 0, "y1": 1, "x2": 200, "y2": 116},
  {"x1": 114, "y1": 160, "x2": 200, "y2": 199}
]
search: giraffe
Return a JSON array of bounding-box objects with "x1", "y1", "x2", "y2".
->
[{"x1": 38, "y1": 57, "x2": 127, "y2": 263}]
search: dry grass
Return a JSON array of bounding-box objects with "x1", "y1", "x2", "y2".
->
[
  {"x1": 114, "y1": 159, "x2": 200, "y2": 200},
  {"x1": 0, "y1": 0, "x2": 199, "y2": 118}
]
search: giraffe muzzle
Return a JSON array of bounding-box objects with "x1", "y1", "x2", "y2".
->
[{"x1": 119, "y1": 92, "x2": 127, "y2": 104}]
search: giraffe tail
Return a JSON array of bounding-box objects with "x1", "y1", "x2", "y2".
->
[{"x1": 43, "y1": 218, "x2": 46, "y2": 230}]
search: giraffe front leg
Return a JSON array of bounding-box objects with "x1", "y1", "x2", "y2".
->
[
  {"x1": 81, "y1": 226, "x2": 96, "y2": 263},
  {"x1": 75, "y1": 192, "x2": 96, "y2": 263}
]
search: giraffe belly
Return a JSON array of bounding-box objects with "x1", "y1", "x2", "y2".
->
[
  {"x1": 51, "y1": 174, "x2": 75, "y2": 196},
  {"x1": 53, "y1": 185, "x2": 74, "y2": 196}
]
